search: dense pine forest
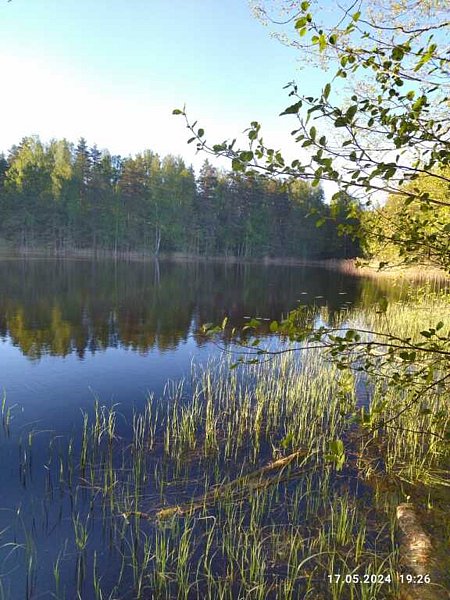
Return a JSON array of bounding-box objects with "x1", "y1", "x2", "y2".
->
[{"x1": 0, "y1": 136, "x2": 359, "y2": 259}]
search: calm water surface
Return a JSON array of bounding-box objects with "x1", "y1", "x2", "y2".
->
[
  {"x1": 0, "y1": 258, "x2": 388, "y2": 424},
  {"x1": 0, "y1": 258, "x2": 414, "y2": 597}
]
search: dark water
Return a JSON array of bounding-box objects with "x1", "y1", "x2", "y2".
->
[{"x1": 0, "y1": 258, "x2": 416, "y2": 598}]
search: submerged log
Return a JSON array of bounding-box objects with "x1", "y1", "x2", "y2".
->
[
  {"x1": 121, "y1": 448, "x2": 310, "y2": 522},
  {"x1": 154, "y1": 448, "x2": 311, "y2": 519}
]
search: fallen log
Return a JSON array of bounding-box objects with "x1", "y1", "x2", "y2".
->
[
  {"x1": 123, "y1": 448, "x2": 311, "y2": 522},
  {"x1": 155, "y1": 448, "x2": 311, "y2": 519},
  {"x1": 396, "y1": 503, "x2": 448, "y2": 600}
]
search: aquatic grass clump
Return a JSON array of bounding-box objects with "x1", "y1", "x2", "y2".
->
[
  {"x1": 2, "y1": 289, "x2": 449, "y2": 597},
  {"x1": 48, "y1": 345, "x2": 401, "y2": 599},
  {"x1": 366, "y1": 381, "x2": 450, "y2": 486},
  {"x1": 343, "y1": 292, "x2": 450, "y2": 488},
  {"x1": 2, "y1": 340, "x2": 403, "y2": 597}
]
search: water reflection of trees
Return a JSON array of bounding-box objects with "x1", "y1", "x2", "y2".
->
[{"x1": 0, "y1": 259, "x2": 412, "y2": 360}]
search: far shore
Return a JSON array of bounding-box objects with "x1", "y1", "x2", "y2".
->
[{"x1": 0, "y1": 245, "x2": 447, "y2": 280}]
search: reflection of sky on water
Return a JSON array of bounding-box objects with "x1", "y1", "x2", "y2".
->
[
  {"x1": 0, "y1": 330, "x2": 218, "y2": 597},
  {"x1": 1, "y1": 332, "x2": 216, "y2": 431}
]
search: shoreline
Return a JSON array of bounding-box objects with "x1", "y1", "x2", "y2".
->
[{"x1": 0, "y1": 246, "x2": 447, "y2": 280}]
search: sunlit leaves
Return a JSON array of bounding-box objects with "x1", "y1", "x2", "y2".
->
[
  {"x1": 325, "y1": 439, "x2": 345, "y2": 470},
  {"x1": 174, "y1": 3, "x2": 450, "y2": 456},
  {"x1": 391, "y1": 46, "x2": 404, "y2": 61}
]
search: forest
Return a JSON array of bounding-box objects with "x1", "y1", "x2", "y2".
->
[
  {"x1": 0, "y1": 0, "x2": 449, "y2": 596},
  {"x1": 0, "y1": 135, "x2": 359, "y2": 259}
]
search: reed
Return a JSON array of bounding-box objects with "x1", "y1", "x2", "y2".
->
[{"x1": 0, "y1": 289, "x2": 448, "y2": 598}]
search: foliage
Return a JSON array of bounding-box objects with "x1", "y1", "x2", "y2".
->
[
  {"x1": 0, "y1": 136, "x2": 357, "y2": 260},
  {"x1": 174, "y1": 1, "x2": 450, "y2": 271},
  {"x1": 363, "y1": 166, "x2": 450, "y2": 269},
  {"x1": 175, "y1": 1, "x2": 450, "y2": 444}
]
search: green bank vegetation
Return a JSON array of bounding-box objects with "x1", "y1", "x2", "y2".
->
[{"x1": 0, "y1": 138, "x2": 358, "y2": 260}]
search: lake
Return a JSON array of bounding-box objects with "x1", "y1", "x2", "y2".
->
[
  {"x1": 0, "y1": 258, "x2": 439, "y2": 598},
  {"x1": 0, "y1": 258, "x2": 384, "y2": 425}
]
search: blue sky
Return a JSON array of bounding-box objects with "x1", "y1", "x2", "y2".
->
[{"x1": 0, "y1": 0, "x2": 330, "y2": 174}]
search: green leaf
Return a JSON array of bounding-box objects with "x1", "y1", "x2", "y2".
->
[
  {"x1": 231, "y1": 158, "x2": 244, "y2": 172},
  {"x1": 334, "y1": 117, "x2": 347, "y2": 127},
  {"x1": 391, "y1": 46, "x2": 404, "y2": 61},
  {"x1": 318, "y1": 33, "x2": 327, "y2": 52},
  {"x1": 280, "y1": 101, "x2": 302, "y2": 115},
  {"x1": 172, "y1": 109, "x2": 184, "y2": 115},
  {"x1": 281, "y1": 432, "x2": 294, "y2": 449},
  {"x1": 269, "y1": 321, "x2": 279, "y2": 333},
  {"x1": 330, "y1": 440, "x2": 344, "y2": 455},
  {"x1": 323, "y1": 83, "x2": 331, "y2": 99},
  {"x1": 346, "y1": 105, "x2": 357, "y2": 120},
  {"x1": 327, "y1": 439, "x2": 345, "y2": 470},
  {"x1": 239, "y1": 150, "x2": 254, "y2": 162},
  {"x1": 247, "y1": 318, "x2": 261, "y2": 329}
]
